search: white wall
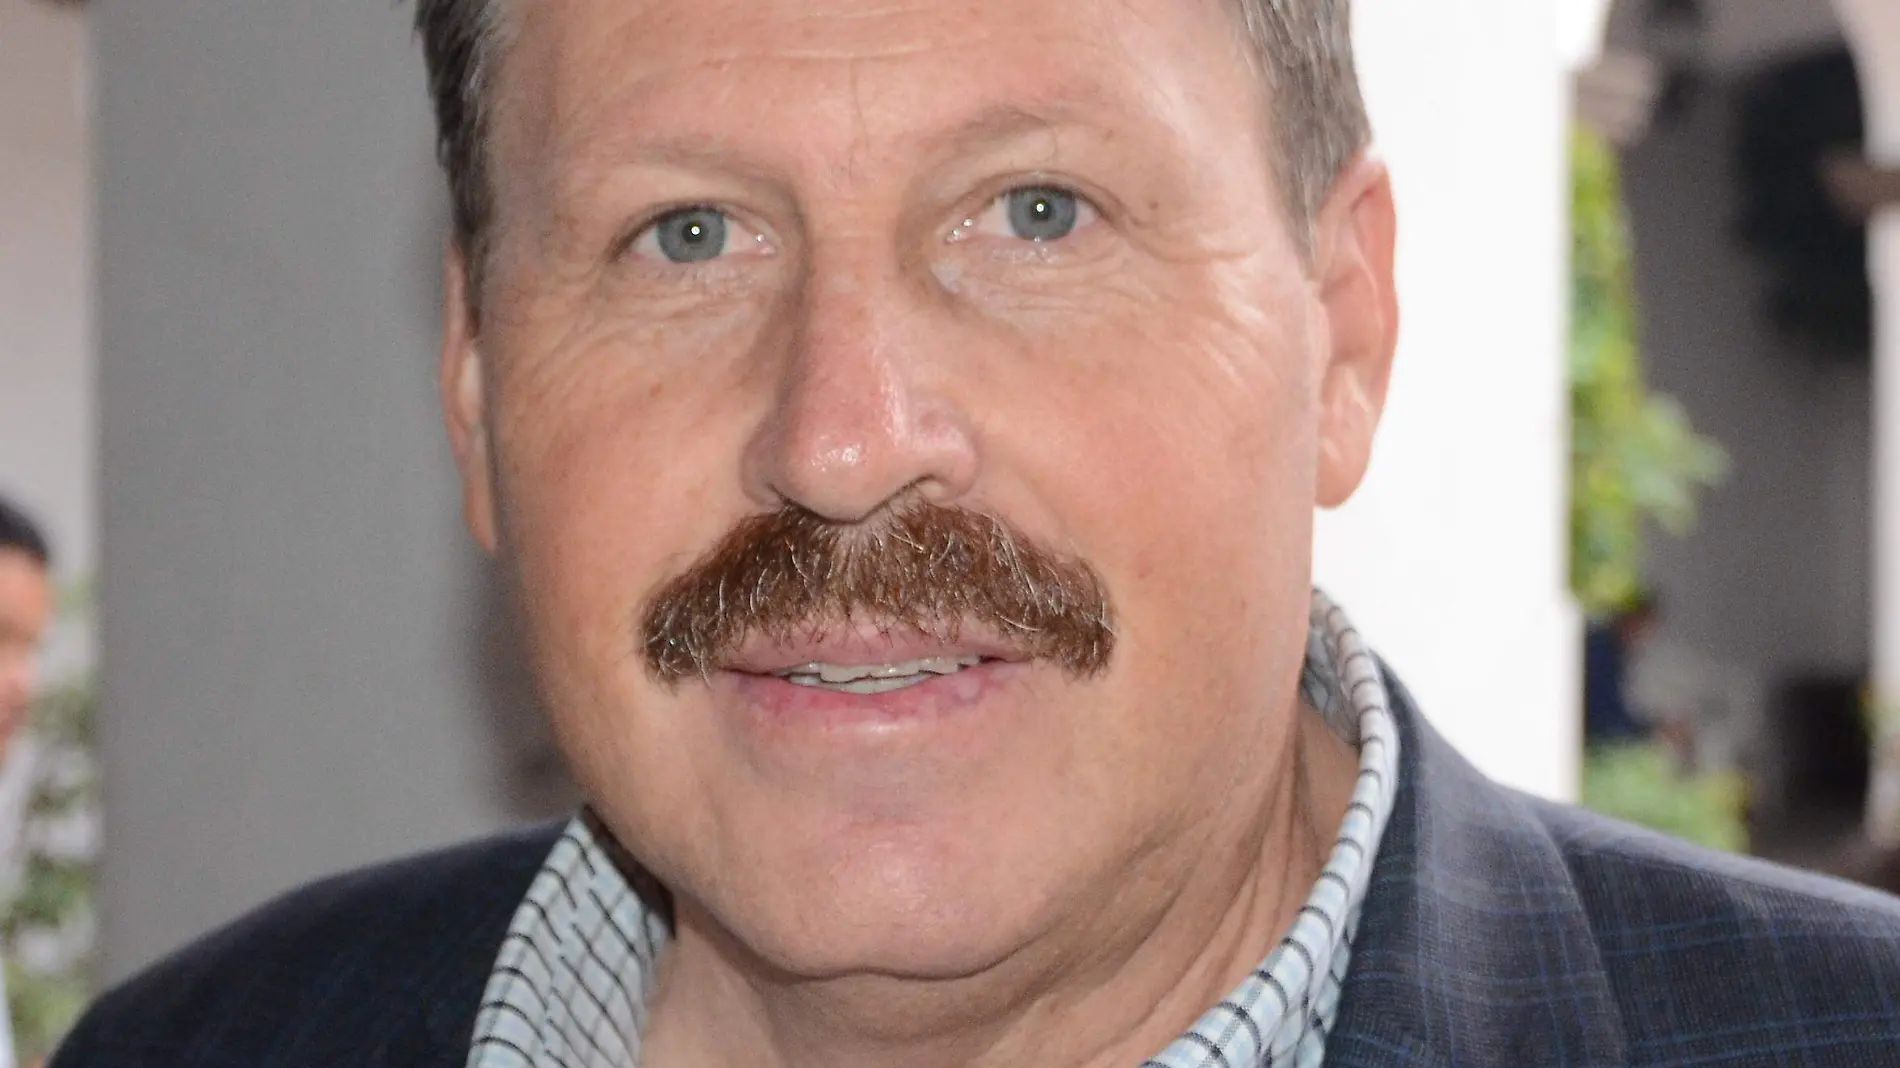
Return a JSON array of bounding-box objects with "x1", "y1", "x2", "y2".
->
[
  {"x1": 1835, "y1": 0, "x2": 1900, "y2": 838},
  {"x1": 1562, "y1": 0, "x2": 1617, "y2": 71},
  {"x1": 0, "y1": 0, "x2": 92, "y2": 679},
  {"x1": 1318, "y1": 0, "x2": 1580, "y2": 801}
]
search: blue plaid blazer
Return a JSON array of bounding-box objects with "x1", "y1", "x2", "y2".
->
[{"x1": 52, "y1": 673, "x2": 1900, "y2": 1067}]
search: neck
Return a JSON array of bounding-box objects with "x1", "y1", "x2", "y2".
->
[{"x1": 642, "y1": 710, "x2": 1360, "y2": 1068}]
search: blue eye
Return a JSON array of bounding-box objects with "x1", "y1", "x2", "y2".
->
[
  {"x1": 648, "y1": 208, "x2": 729, "y2": 263},
  {"x1": 1004, "y1": 187, "x2": 1080, "y2": 242},
  {"x1": 953, "y1": 185, "x2": 1098, "y2": 246}
]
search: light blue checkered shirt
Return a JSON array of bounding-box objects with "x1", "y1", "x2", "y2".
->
[{"x1": 468, "y1": 590, "x2": 1400, "y2": 1068}]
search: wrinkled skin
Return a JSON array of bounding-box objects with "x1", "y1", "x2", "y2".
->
[{"x1": 440, "y1": 0, "x2": 1398, "y2": 1064}]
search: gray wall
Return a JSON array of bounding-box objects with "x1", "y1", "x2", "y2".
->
[
  {"x1": 1621, "y1": 72, "x2": 1871, "y2": 680},
  {"x1": 1605, "y1": 0, "x2": 1844, "y2": 75},
  {"x1": 95, "y1": 2, "x2": 568, "y2": 981}
]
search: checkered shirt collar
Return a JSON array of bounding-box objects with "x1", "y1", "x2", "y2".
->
[{"x1": 468, "y1": 589, "x2": 1400, "y2": 1068}]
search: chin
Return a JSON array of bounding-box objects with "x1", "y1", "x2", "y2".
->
[
  {"x1": 690, "y1": 795, "x2": 1074, "y2": 983},
  {"x1": 739, "y1": 879, "x2": 1050, "y2": 984}
]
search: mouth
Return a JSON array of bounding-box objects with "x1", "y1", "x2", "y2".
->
[
  {"x1": 714, "y1": 628, "x2": 1032, "y2": 723},
  {"x1": 768, "y1": 655, "x2": 991, "y2": 695}
]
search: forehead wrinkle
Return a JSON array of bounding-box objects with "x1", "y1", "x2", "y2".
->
[
  {"x1": 665, "y1": 0, "x2": 977, "y2": 62},
  {"x1": 531, "y1": 0, "x2": 969, "y2": 114},
  {"x1": 545, "y1": 75, "x2": 1137, "y2": 197},
  {"x1": 522, "y1": 0, "x2": 1158, "y2": 146},
  {"x1": 509, "y1": 0, "x2": 1263, "y2": 165},
  {"x1": 843, "y1": 56, "x2": 873, "y2": 187}
]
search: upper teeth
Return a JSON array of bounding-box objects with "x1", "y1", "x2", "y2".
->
[{"x1": 773, "y1": 656, "x2": 983, "y2": 689}]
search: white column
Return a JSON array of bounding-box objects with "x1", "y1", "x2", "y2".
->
[
  {"x1": 1317, "y1": 0, "x2": 1580, "y2": 800},
  {"x1": 1558, "y1": 0, "x2": 1617, "y2": 72},
  {"x1": 1835, "y1": 0, "x2": 1900, "y2": 845}
]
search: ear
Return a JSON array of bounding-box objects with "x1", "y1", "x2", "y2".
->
[
  {"x1": 441, "y1": 242, "x2": 501, "y2": 553},
  {"x1": 1312, "y1": 154, "x2": 1400, "y2": 509}
]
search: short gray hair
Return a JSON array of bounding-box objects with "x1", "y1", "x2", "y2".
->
[{"x1": 413, "y1": 0, "x2": 1369, "y2": 291}]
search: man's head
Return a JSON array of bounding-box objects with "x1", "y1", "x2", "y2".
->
[
  {"x1": 0, "y1": 497, "x2": 52, "y2": 753},
  {"x1": 422, "y1": 0, "x2": 1397, "y2": 995}
]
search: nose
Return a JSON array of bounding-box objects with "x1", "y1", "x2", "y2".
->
[{"x1": 741, "y1": 258, "x2": 980, "y2": 522}]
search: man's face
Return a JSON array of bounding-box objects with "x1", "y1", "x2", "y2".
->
[
  {"x1": 445, "y1": 0, "x2": 1395, "y2": 982},
  {"x1": 0, "y1": 549, "x2": 52, "y2": 749}
]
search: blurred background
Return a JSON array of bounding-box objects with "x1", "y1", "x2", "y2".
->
[{"x1": 1, "y1": 0, "x2": 1899, "y2": 1059}]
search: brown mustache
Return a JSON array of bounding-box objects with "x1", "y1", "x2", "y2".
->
[{"x1": 640, "y1": 502, "x2": 1116, "y2": 683}]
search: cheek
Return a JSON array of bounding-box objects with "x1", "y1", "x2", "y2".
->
[
  {"x1": 1011, "y1": 262, "x2": 1319, "y2": 593},
  {"x1": 1100, "y1": 326, "x2": 1312, "y2": 672},
  {"x1": 993, "y1": 267, "x2": 1320, "y2": 759},
  {"x1": 480, "y1": 318, "x2": 770, "y2": 847},
  {"x1": 490, "y1": 289, "x2": 768, "y2": 549},
  {"x1": 481, "y1": 309, "x2": 764, "y2": 714}
]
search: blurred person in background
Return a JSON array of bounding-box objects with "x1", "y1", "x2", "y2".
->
[
  {"x1": 1584, "y1": 590, "x2": 1660, "y2": 747},
  {"x1": 0, "y1": 495, "x2": 52, "y2": 1068},
  {"x1": 0, "y1": 498, "x2": 51, "y2": 765},
  {"x1": 1584, "y1": 591, "x2": 1696, "y2": 761},
  {"x1": 50, "y1": 1, "x2": 1900, "y2": 1066}
]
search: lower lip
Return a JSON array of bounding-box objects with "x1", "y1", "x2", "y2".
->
[{"x1": 719, "y1": 660, "x2": 1028, "y2": 730}]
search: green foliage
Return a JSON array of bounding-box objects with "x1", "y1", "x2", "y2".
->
[
  {"x1": 6, "y1": 958, "x2": 89, "y2": 1058},
  {"x1": 1570, "y1": 127, "x2": 1728, "y2": 615},
  {"x1": 1581, "y1": 743, "x2": 1749, "y2": 853},
  {"x1": 1861, "y1": 685, "x2": 1892, "y2": 742},
  {"x1": 3, "y1": 672, "x2": 100, "y2": 1057}
]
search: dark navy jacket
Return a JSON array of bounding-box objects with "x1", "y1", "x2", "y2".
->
[{"x1": 52, "y1": 677, "x2": 1900, "y2": 1066}]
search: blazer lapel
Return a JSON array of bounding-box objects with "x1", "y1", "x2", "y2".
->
[{"x1": 1325, "y1": 670, "x2": 1627, "y2": 1068}]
